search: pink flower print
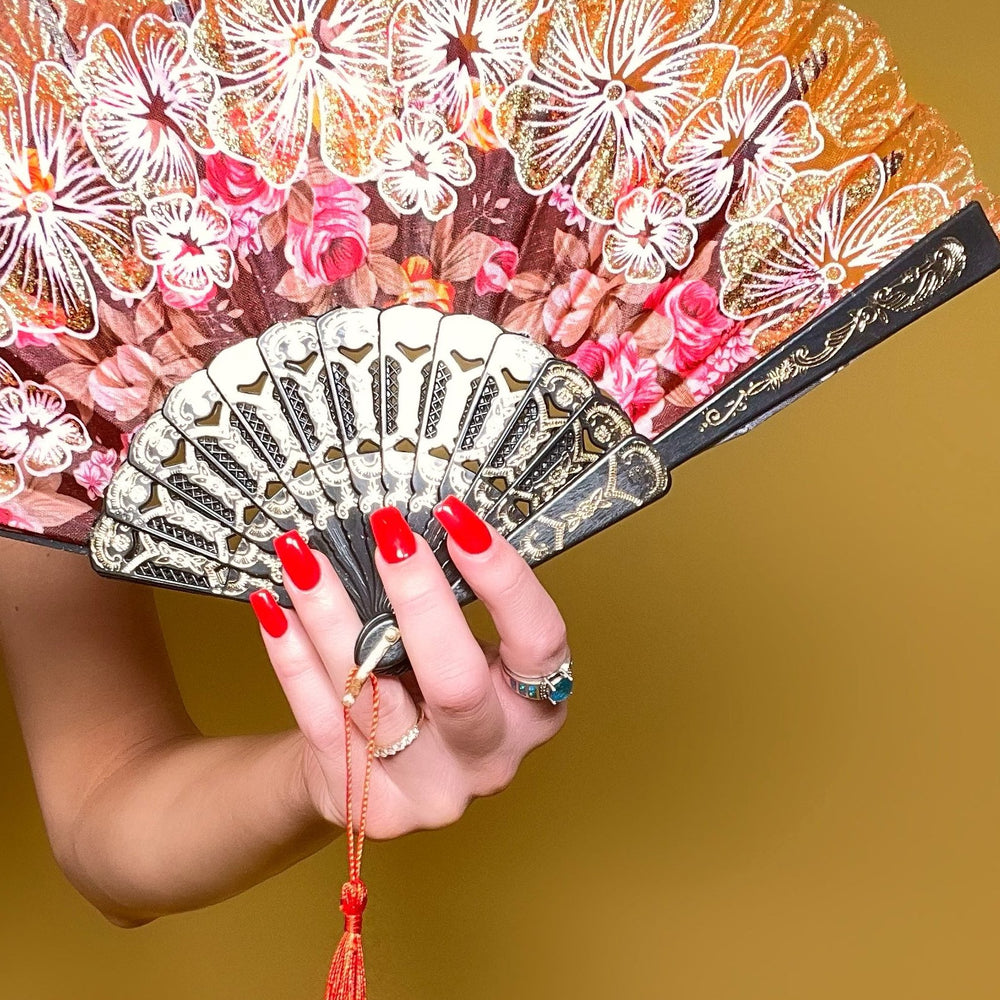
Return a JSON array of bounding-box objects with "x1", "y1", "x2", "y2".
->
[
  {"x1": 203, "y1": 153, "x2": 289, "y2": 257},
  {"x1": 73, "y1": 447, "x2": 119, "y2": 500},
  {"x1": 475, "y1": 239, "x2": 519, "y2": 295},
  {"x1": 88, "y1": 345, "x2": 166, "y2": 423},
  {"x1": 569, "y1": 332, "x2": 665, "y2": 437},
  {"x1": 202, "y1": 154, "x2": 288, "y2": 215},
  {"x1": 542, "y1": 269, "x2": 609, "y2": 348},
  {"x1": 682, "y1": 328, "x2": 758, "y2": 403},
  {"x1": 654, "y1": 279, "x2": 739, "y2": 377},
  {"x1": 285, "y1": 178, "x2": 371, "y2": 287},
  {"x1": 0, "y1": 504, "x2": 43, "y2": 533},
  {"x1": 548, "y1": 184, "x2": 587, "y2": 231}
]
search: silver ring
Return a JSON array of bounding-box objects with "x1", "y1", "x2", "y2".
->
[
  {"x1": 502, "y1": 657, "x2": 573, "y2": 706},
  {"x1": 374, "y1": 707, "x2": 424, "y2": 758}
]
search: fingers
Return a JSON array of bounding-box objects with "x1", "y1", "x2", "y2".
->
[
  {"x1": 370, "y1": 507, "x2": 505, "y2": 754},
  {"x1": 250, "y1": 590, "x2": 423, "y2": 829},
  {"x1": 249, "y1": 591, "x2": 345, "y2": 760},
  {"x1": 273, "y1": 532, "x2": 361, "y2": 693},
  {"x1": 252, "y1": 510, "x2": 567, "y2": 839},
  {"x1": 271, "y1": 532, "x2": 415, "y2": 740},
  {"x1": 433, "y1": 496, "x2": 570, "y2": 682},
  {"x1": 259, "y1": 505, "x2": 561, "y2": 769}
]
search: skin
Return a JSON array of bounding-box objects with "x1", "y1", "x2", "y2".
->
[{"x1": 0, "y1": 521, "x2": 568, "y2": 927}]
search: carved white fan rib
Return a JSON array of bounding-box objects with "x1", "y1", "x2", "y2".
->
[{"x1": 92, "y1": 305, "x2": 672, "y2": 670}]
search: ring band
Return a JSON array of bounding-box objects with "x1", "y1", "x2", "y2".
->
[
  {"x1": 502, "y1": 657, "x2": 574, "y2": 706},
  {"x1": 373, "y1": 707, "x2": 425, "y2": 759}
]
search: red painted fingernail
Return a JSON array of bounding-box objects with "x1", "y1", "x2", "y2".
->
[
  {"x1": 433, "y1": 495, "x2": 492, "y2": 555},
  {"x1": 250, "y1": 589, "x2": 288, "y2": 638},
  {"x1": 370, "y1": 506, "x2": 417, "y2": 563},
  {"x1": 275, "y1": 530, "x2": 321, "y2": 590}
]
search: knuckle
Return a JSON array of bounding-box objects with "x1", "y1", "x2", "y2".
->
[
  {"x1": 538, "y1": 704, "x2": 568, "y2": 742},
  {"x1": 472, "y1": 757, "x2": 518, "y2": 798},
  {"x1": 422, "y1": 791, "x2": 469, "y2": 830},
  {"x1": 486, "y1": 554, "x2": 565, "y2": 640},
  {"x1": 433, "y1": 676, "x2": 492, "y2": 722},
  {"x1": 391, "y1": 578, "x2": 442, "y2": 623},
  {"x1": 299, "y1": 622, "x2": 355, "y2": 667},
  {"x1": 298, "y1": 601, "x2": 353, "y2": 639},
  {"x1": 500, "y1": 625, "x2": 568, "y2": 675},
  {"x1": 539, "y1": 626, "x2": 570, "y2": 667},
  {"x1": 289, "y1": 572, "x2": 353, "y2": 619},
  {"x1": 289, "y1": 613, "x2": 359, "y2": 662},
  {"x1": 485, "y1": 554, "x2": 533, "y2": 610},
  {"x1": 270, "y1": 644, "x2": 315, "y2": 683}
]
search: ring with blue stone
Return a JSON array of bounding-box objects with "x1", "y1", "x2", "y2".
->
[{"x1": 501, "y1": 657, "x2": 574, "y2": 706}]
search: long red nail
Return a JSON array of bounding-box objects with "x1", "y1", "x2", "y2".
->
[
  {"x1": 433, "y1": 495, "x2": 492, "y2": 555},
  {"x1": 250, "y1": 589, "x2": 288, "y2": 638},
  {"x1": 370, "y1": 506, "x2": 417, "y2": 563},
  {"x1": 275, "y1": 530, "x2": 321, "y2": 590}
]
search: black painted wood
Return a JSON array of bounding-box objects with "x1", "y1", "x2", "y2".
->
[{"x1": 654, "y1": 203, "x2": 1000, "y2": 471}]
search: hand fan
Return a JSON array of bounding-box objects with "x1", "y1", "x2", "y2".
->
[
  {"x1": 0, "y1": 0, "x2": 998, "y2": 993},
  {"x1": 0, "y1": 0, "x2": 997, "y2": 673}
]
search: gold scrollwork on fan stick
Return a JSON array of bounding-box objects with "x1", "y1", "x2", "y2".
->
[
  {"x1": 698, "y1": 238, "x2": 969, "y2": 432},
  {"x1": 510, "y1": 439, "x2": 671, "y2": 561}
]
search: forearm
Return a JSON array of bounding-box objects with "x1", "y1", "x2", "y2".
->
[{"x1": 61, "y1": 728, "x2": 339, "y2": 925}]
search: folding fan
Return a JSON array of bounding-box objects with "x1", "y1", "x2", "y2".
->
[
  {"x1": 0, "y1": 0, "x2": 998, "y2": 991},
  {"x1": 1, "y1": 0, "x2": 997, "y2": 675}
]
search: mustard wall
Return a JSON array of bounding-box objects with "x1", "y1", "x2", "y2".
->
[{"x1": 2, "y1": 2, "x2": 1000, "y2": 997}]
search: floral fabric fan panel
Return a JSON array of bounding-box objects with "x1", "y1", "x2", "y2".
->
[{"x1": 0, "y1": 0, "x2": 997, "y2": 637}]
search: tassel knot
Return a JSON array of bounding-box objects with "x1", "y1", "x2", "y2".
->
[{"x1": 340, "y1": 880, "x2": 367, "y2": 935}]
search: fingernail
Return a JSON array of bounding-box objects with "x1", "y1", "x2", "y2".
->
[
  {"x1": 275, "y1": 530, "x2": 321, "y2": 591},
  {"x1": 433, "y1": 495, "x2": 492, "y2": 555},
  {"x1": 250, "y1": 589, "x2": 288, "y2": 638},
  {"x1": 370, "y1": 506, "x2": 417, "y2": 563}
]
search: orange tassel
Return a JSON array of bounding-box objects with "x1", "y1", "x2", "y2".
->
[
  {"x1": 325, "y1": 671, "x2": 380, "y2": 1000},
  {"x1": 324, "y1": 881, "x2": 368, "y2": 1000}
]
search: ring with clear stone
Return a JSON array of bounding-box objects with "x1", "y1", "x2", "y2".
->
[{"x1": 373, "y1": 706, "x2": 425, "y2": 759}]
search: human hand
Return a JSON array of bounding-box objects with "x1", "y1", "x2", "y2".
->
[{"x1": 249, "y1": 496, "x2": 569, "y2": 839}]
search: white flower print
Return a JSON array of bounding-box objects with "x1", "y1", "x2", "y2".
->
[
  {"x1": 389, "y1": 0, "x2": 534, "y2": 133},
  {"x1": 0, "y1": 381, "x2": 91, "y2": 501},
  {"x1": 77, "y1": 14, "x2": 216, "y2": 202},
  {"x1": 665, "y1": 56, "x2": 823, "y2": 223},
  {"x1": 603, "y1": 187, "x2": 698, "y2": 283},
  {"x1": 720, "y1": 155, "x2": 952, "y2": 340},
  {"x1": 0, "y1": 62, "x2": 151, "y2": 344},
  {"x1": 192, "y1": 0, "x2": 396, "y2": 186},
  {"x1": 134, "y1": 194, "x2": 235, "y2": 300},
  {"x1": 374, "y1": 108, "x2": 475, "y2": 221},
  {"x1": 495, "y1": 0, "x2": 736, "y2": 221}
]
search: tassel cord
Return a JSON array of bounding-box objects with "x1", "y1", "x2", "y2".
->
[
  {"x1": 344, "y1": 671, "x2": 379, "y2": 885},
  {"x1": 324, "y1": 668, "x2": 380, "y2": 1000}
]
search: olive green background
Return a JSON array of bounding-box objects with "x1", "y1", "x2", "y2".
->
[{"x1": 3, "y1": 3, "x2": 1000, "y2": 997}]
